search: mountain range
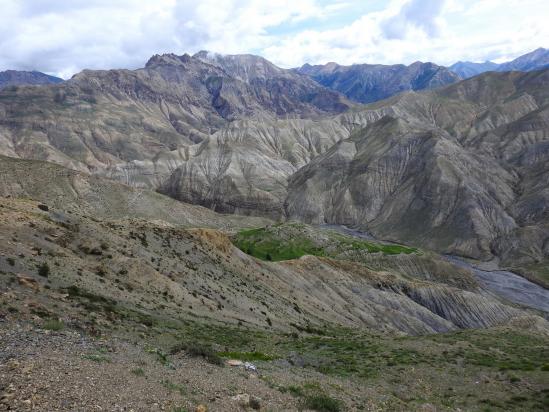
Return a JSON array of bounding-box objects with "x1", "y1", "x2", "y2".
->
[
  {"x1": 449, "y1": 47, "x2": 549, "y2": 78},
  {"x1": 295, "y1": 61, "x2": 460, "y2": 103},
  {"x1": 1, "y1": 50, "x2": 548, "y2": 269}
]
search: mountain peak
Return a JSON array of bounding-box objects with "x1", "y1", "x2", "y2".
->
[{"x1": 145, "y1": 53, "x2": 192, "y2": 68}]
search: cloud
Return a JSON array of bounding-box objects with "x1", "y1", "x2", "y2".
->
[
  {"x1": 0, "y1": 0, "x2": 328, "y2": 77},
  {"x1": 0, "y1": 0, "x2": 547, "y2": 77},
  {"x1": 381, "y1": 0, "x2": 445, "y2": 39},
  {"x1": 263, "y1": 0, "x2": 549, "y2": 67}
]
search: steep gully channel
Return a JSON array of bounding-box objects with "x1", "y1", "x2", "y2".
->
[{"x1": 320, "y1": 225, "x2": 549, "y2": 314}]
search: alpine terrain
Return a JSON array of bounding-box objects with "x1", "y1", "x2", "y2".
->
[{"x1": 1, "y1": 46, "x2": 548, "y2": 411}]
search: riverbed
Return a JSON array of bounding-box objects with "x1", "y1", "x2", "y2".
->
[{"x1": 319, "y1": 224, "x2": 549, "y2": 313}]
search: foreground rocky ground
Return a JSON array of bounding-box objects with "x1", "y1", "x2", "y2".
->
[
  {"x1": 0, "y1": 322, "x2": 301, "y2": 411},
  {"x1": 1, "y1": 317, "x2": 548, "y2": 411},
  {"x1": 0, "y1": 194, "x2": 547, "y2": 411}
]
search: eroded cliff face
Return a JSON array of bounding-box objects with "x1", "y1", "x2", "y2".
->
[
  {"x1": 0, "y1": 52, "x2": 352, "y2": 178},
  {"x1": 155, "y1": 104, "x2": 392, "y2": 218},
  {"x1": 286, "y1": 70, "x2": 549, "y2": 262}
]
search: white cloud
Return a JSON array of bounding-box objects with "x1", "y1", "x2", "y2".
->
[
  {"x1": 381, "y1": 0, "x2": 445, "y2": 40},
  {"x1": 0, "y1": 0, "x2": 547, "y2": 77},
  {"x1": 264, "y1": 0, "x2": 549, "y2": 67}
]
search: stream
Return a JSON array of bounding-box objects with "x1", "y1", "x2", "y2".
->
[{"x1": 444, "y1": 255, "x2": 549, "y2": 313}]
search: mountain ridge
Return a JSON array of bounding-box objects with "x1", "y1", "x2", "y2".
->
[
  {"x1": 449, "y1": 47, "x2": 549, "y2": 78},
  {"x1": 295, "y1": 60, "x2": 460, "y2": 103},
  {"x1": 0, "y1": 69, "x2": 63, "y2": 89}
]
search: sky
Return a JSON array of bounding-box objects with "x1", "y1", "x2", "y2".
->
[{"x1": 0, "y1": 0, "x2": 548, "y2": 79}]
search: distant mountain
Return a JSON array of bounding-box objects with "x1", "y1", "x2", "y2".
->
[
  {"x1": 449, "y1": 47, "x2": 549, "y2": 78},
  {"x1": 497, "y1": 47, "x2": 549, "y2": 72},
  {"x1": 448, "y1": 61, "x2": 499, "y2": 78},
  {"x1": 295, "y1": 61, "x2": 460, "y2": 103},
  {"x1": 0, "y1": 70, "x2": 63, "y2": 89}
]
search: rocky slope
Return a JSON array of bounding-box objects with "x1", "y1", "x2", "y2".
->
[
  {"x1": 3, "y1": 193, "x2": 541, "y2": 336},
  {"x1": 286, "y1": 69, "x2": 549, "y2": 263},
  {"x1": 0, "y1": 155, "x2": 270, "y2": 230},
  {"x1": 1, "y1": 190, "x2": 548, "y2": 411},
  {"x1": 0, "y1": 70, "x2": 63, "y2": 89},
  {"x1": 1, "y1": 151, "x2": 548, "y2": 411},
  {"x1": 295, "y1": 61, "x2": 460, "y2": 103},
  {"x1": 1, "y1": 155, "x2": 546, "y2": 334}
]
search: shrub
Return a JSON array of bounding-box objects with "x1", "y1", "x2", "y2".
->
[
  {"x1": 131, "y1": 367, "x2": 145, "y2": 376},
  {"x1": 301, "y1": 394, "x2": 342, "y2": 412},
  {"x1": 38, "y1": 262, "x2": 50, "y2": 277},
  {"x1": 171, "y1": 342, "x2": 223, "y2": 366},
  {"x1": 162, "y1": 379, "x2": 186, "y2": 396},
  {"x1": 43, "y1": 319, "x2": 64, "y2": 331},
  {"x1": 145, "y1": 347, "x2": 169, "y2": 365},
  {"x1": 82, "y1": 354, "x2": 111, "y2": 363},
  {"x1": 6, "y1": 257, "x2": 15, "y2": 266}
]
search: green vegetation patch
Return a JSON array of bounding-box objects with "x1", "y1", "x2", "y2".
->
[
  {"x1": 280, "y1": 381, "x2": 342, "y2": 412},
  {"x1": 162, "y1": 379, "x2": 186, "y2": 396},
  {"x1": 145, "y1": 346, "x2": 170, "y2": 366},
  {"x1": 78, "y1": 302, "x2": 548, "y2": 412},
  {"x1": 232, "y1": 223, "x2": 416, "y2": 262},
  {"x1": 130, "y1": 367, "x2": 145, "y2": 376},
  {"x1": 301, "y1": 393, "x2": 343, "y2": 412},
  {"x1": 234, "y1": 226, "x2": 326, "y2": 261}
]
